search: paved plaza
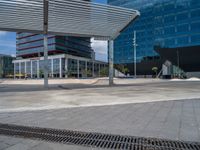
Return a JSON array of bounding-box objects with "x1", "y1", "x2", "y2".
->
[{"x1": 0, "y1": 78, "x2": 200, "y2": 149}]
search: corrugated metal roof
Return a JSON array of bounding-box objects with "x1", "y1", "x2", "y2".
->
[{"x1": 0, "y1": 0, "x2": 139, "y2": 40}]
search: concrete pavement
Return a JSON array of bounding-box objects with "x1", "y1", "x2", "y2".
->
[
  {"x1": 1, "y1": 79, "x2": 200, "y2": 112},
  {"x1": 0, "y1": 79, "x2": 200, "y2": 149},
  {"x1": 0, "y1": 99, "x2": 200, "y2": 149}
]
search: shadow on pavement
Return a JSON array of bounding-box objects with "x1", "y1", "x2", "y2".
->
[
  {"x1": 0, "y1": 83, "x2": 147, "y2": 93},
  {"x1": 1, "y1": 79, "x2": 200, "y2": 93}
]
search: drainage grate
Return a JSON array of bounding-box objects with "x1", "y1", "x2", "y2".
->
[{"x1": 0, "y1": 123, "x2": 199, "y2": 150}]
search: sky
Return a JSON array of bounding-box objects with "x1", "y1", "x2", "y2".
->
[{"x1": 0, "y1": 0, "x2": 108, "y2": 61}]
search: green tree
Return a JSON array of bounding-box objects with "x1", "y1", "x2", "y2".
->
[
  {"x1": 100, "y1": 67, "x2": 108, "y2": 77},
  {"x1": 82, "y1": 69, "x2": 92, "y2": 77},
  {"x1": 39, "y1": 69, "x2": 43, "y2": 78},
  {"x1": 0, "y1": 64, "x2": 2, "y2": 78},
  {"x1": 152, "y1": 67, "x2": 158, "y2": 78},
  {"x1": 114, "y1": 64, "x2": 129, "y2": 75}
]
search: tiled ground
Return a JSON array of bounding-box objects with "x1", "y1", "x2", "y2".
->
[
  {"x1": 0, "y1": 99, "x2": 200, "y2": 149},
  {"x1": 1, "y1": 80, "x2": 200, "y2": 149}
]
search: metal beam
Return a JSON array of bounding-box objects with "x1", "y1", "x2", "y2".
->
[
  {"x1": 108, "y1": 40, "x2": 114, "y2": 86},
  {"x1": 43, "y1": 0, "x2": 49, "y2": 88},
  {"x1": 0, "y1": 0, "x2": 139, "y2": 39},
  {"x1": 0, "y1": 0, "x2": 140, "y2": 88}
]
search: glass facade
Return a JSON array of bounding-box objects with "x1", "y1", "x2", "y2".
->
[
  {"x1": 0, "y1": 54, "x2": 14, "y2": 78},
  {"x1": 13, "y1": 55, "x2": 108, "y2": 79},
  {"x1": 108, "y1": 0, "x2": 200, "y2": 65},
  {"x1": 16, "y1": 33, "x2": 94, "y2": 59}
]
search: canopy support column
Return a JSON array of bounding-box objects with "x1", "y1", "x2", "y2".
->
[
  {"x1": 108, "y1": 40, "x2": 114, "y2": 86},
  {"x1": 43, "y1": 0, "x2": 49, "y2": 88},
  {"x1": 43, "y1": 34, "x2": 48, "y2": 87}
]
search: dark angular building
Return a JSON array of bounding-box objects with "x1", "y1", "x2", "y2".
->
[{"x1": 108, "y1": 0, "x2": 200, "y2": 75}]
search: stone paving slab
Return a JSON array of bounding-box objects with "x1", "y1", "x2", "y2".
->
[
  {"x1": 0, "y1": 99, "x2": 200, "y2": 144},
  {"x1": 0, "y1": 135, "x2": 99, "y2": 150},
  {"x1": 1, "y1": 80, "x2": 200, "y2": 149}
]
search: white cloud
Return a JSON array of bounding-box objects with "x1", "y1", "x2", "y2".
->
[
  {"x1": 91, "y1": 38, "x2": 108, "y2": 62},
  {"x1": 91, "y1": 38, "x2": 107, "y2": 55}
]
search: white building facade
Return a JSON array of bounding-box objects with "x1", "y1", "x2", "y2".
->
[{"x1": 13, "y1": 54, "x2": 108, "y2": 79}]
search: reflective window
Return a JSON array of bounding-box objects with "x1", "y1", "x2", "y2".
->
[{"x1": 177, "y1": 24, "x2": 189, "y2": 33}]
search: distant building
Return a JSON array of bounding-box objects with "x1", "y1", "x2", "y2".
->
[
  {"x1": 0, "y1": 54, "x2": 14, "y2": 78},
  {"x1": 108, "y1": 0, "x2": 200, "y2": 75},
  {"x1": 16, "y1": 33, "x2": 94, "y2": 59},
  {"x1": 11, "y1": 0, "x2": 108, "y2": 79},
  {"x1": 13, "y1": 33, "x2": 107, "y2": 79},
  {"x1": 13, "y1": 54, "x2": 107, "y2": 79}
]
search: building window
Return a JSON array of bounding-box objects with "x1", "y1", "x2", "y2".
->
[
  {"x1": 177, "y1": 24, "x2": 189, "y2": 33},
  {"x1": 191, "y1": 22, "x2": 200, "y2": 32}
]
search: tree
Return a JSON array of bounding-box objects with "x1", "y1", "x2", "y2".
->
[
  {"x1": 114, "y1": 64, "x2": 129, "y2": 75},
  {"x1": 121, "y1": 67, "x2": 129, "y2": 75},
  {"x1": 152, "y1": 67, "x2": 158, "y2": 78},
  {"x1": 0, "y1": 64, "x2": 2, "y2": 78},
  {"x1": 100, "y1": 67, "x2": 108, "y2": 77},
  {"x1": 82, "y1": 69, "x2": 92, "y2": 77},
  {"x1": 39, "y1": 69, "x2": 43, "y2": 78}
]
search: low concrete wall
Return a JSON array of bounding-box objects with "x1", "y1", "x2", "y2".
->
[{"x1": 186, "y1": 72, "x2": 200, "y2": 78}]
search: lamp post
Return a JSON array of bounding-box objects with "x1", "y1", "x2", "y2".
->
[
  {"x1": 133, "y1": 31, "x2": 137, "y2": 78},
  {"x1": 177, "y1": 50, "x2": 180, "y2": 78}
]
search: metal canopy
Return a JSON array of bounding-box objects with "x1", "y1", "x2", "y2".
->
[
  {"x1": 0, "y1": 0, "x2": 140, "y2": 87},
  {"x1": 0, "y1": 0, "x2": 139, "y2": 39}
]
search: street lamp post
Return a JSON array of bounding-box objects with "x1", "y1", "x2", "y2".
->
[
  {"x1": 177, "y1": 50, "x2": 180, "y2": 78},
  {"x1": 133, "y1": 31, "x2": 137, "y2": 78}
]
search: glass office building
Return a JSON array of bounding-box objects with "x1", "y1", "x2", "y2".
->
[
  {"x1": 14, "y1": 33, "x2": 108, "y2": 79},
  {"x1": 108, "y1": 0, "x2": 200, "y2": 75},
  {"x1": 16, "y1": 33, "x2": 94, "y2": 59},
  {"x1": 15, "y1": 33, "x2": 100, "y2": 78}
]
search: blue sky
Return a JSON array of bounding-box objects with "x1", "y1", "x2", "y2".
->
[
  {"x1": 0, "y1": 0, "x2": 108, "y2": 61},
  {"x1": 94, "y1": 0, "x2": 107, "y2": 3},
  {"x1": 0, "y1": 31, "x2": 16, "y2": 57}
]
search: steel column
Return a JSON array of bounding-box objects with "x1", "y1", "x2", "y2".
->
[
  {"x1": 14, "y1": 63, "x2": 16, "y2": 79},
  {"x1": 43, "y1": 0, "x2": 49, "y2": 88},
  {"x1": 65, "y1": 58, "x2": 68, "y2": 78},
  {"x1": 85, "y1": 61, "x2": 87, "y2": 78},
  {"x1": 43, "y1": 35, "x2": 48, "y2": 87},
  {"x1": 108, "y1": 40, "x2": 114, "y2": 86},
  {"x1": 19, "y1": 62, "x2": 21, "y2": 79},
  {"x1": 77, "y1": 60, "x2": 79, "y2": 79},
  {"x1": 24, "y1": 61, "x2": 27, "y2": 75},
  {"x1": 37, "y1": 60, "x2": 39, "y2": 78},
  {"x1": 59, "y1": 58, "x2": 62, "y2": 78},
  {"x1": 92, "y1": 61, "x2": 94, "y2": 77},
  {"x1": 51, "y1": 59, "x2": 53, "y2": 78},
  {"x1": 133, "y1": 31, "x2": 137, "y2": 78},
  {"x1": 30, "y1": 61, "x2": 33, "y2": 78}
]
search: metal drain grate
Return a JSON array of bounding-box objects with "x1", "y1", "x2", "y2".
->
[{"x1": 0, "y1": 123, "x2": 199, "y2": 150}]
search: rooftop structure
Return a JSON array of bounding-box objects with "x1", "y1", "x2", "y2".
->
[{"x1": 0, "y1": 0, "x2": 140, "y2": 87}]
